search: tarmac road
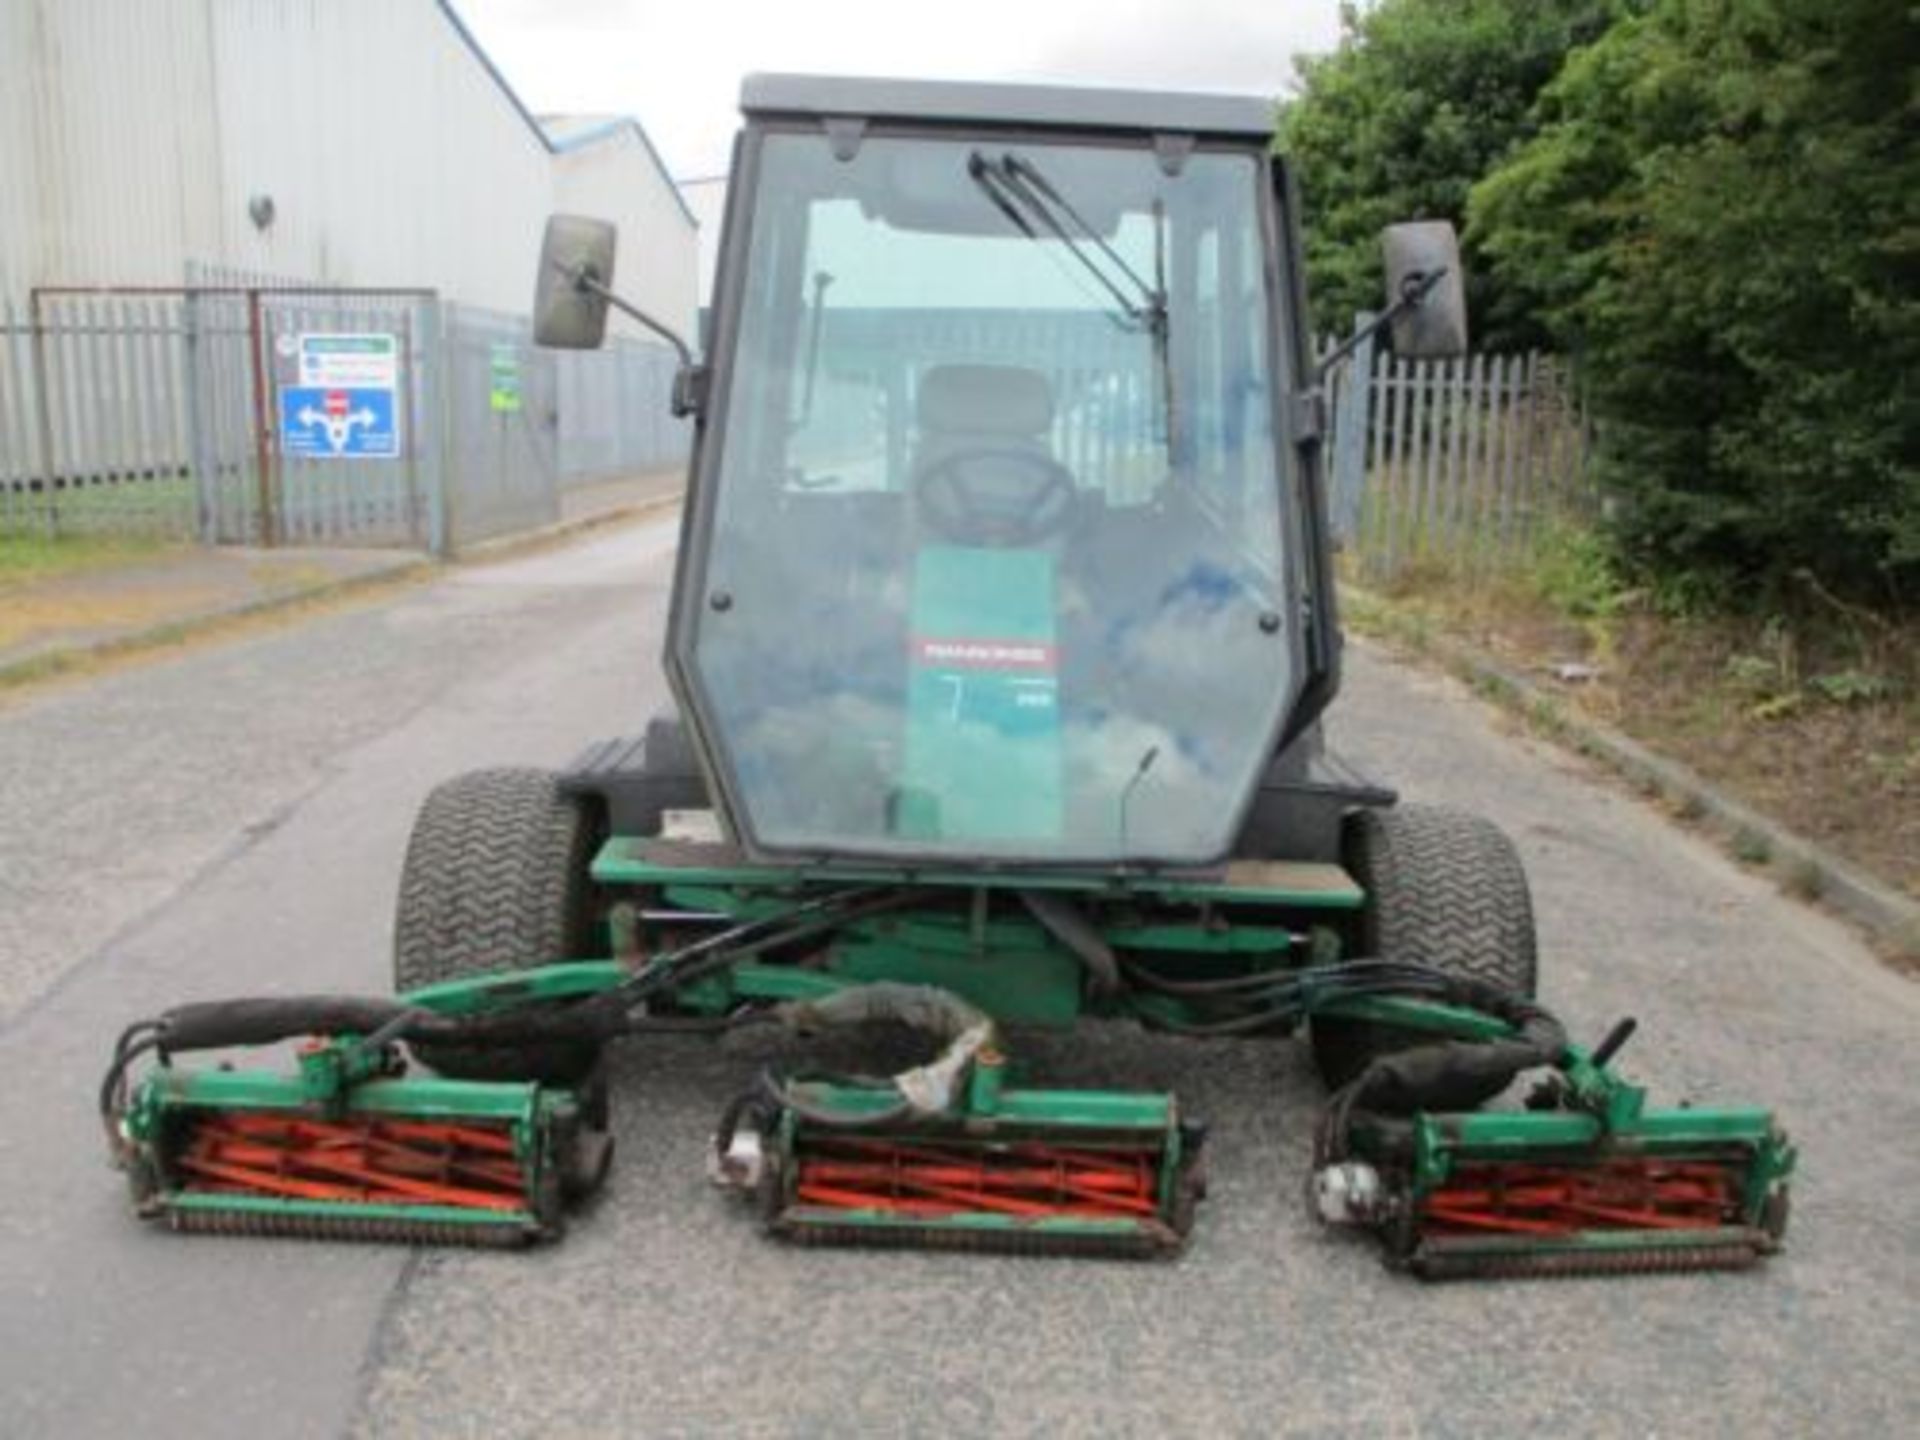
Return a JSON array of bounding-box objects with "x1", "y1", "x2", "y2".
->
[{"x1": 0, "y1": 513, "x2": 1914, "y2": 1439}]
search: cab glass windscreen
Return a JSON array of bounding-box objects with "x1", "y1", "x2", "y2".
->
[{"x1": 684, "y1": 131, "x2": 1294, "y2": 863}]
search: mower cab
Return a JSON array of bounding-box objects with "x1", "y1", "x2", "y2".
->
[{"x1": 545, "y1": 75, "x2": 1373, "y2": 869}]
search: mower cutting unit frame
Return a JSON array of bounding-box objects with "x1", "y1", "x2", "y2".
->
[{"x1": 113, "y1": 1033, "x2": 606, "y2": 1245}]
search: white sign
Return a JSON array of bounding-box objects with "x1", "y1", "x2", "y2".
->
[{"x1": 296, "y1": 332, "x2": 399, "y2": 389}]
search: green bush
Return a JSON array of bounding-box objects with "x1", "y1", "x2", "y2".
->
[
  {"x1": 1276, "y1": 0, "x2": 1628, "y2": 344},
  {"x1": 1469, "y1": 0, "x2": 1919, "y2": 609}
]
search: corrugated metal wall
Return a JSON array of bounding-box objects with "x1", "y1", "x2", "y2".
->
[
  {"x1": 0, "y1": 0, "x2": 225, "y2": 299},
  {"x1": 0, "y1": 0, "x2": 697, "y2": 322}
]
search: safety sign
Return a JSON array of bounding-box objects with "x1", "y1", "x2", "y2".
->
[
  {"x1": 278, "y1": 385, "x2": 400, "y2": 459},
  {"x1": 489, "y1": 343, "x2": 522, "y2": 413},
  {"x1": 297, "y1": 333, "x2": 399, "y2": 388},
  {"x1": 279, "y1": 333, "x2": 401, "y2": 458}
]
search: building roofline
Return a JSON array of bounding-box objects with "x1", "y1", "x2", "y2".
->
[
  {"x1": 436, "y1": 2, "x2": 697, "y2": 229},
  {"x1": 545, "y1": 116, "x2": 700, "y2": 228}
]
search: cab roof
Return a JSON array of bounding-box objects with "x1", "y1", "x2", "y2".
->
[{"x1": 740, "y1": 73, "x2": 1277, "y2": 141}]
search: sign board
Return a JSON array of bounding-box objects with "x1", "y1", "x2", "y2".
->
[
  {"x1": 279, "y1": 385, "x2": 400, "y2": 459},
  {"x1": 279, "y1": 333, "x2": 401, "y2": 459},
  {"x1": 297, "y1": 333, "x2": 399, "y2": 388},
  {"x1": 489, "y1": 343, "x2": 522, "y2": 413}
]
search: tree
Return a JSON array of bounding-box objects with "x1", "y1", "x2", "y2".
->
[
  {"x1": 1470, "y1": 0, "x2": 1919, "y2": 607},
  {"x1": 1277, "y1": 0, "x2": 1626, "y2": 343}
]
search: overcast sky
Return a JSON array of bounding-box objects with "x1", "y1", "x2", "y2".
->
[{"x1": 456, "y1": 0, "x2": 1345, "y2": 181}]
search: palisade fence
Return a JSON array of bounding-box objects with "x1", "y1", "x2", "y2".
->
[
  {"x1": 0, "y1": 285, "x2": 689, "y2": 554},
  {"x1": 3, "y1": 290, "x2": 1582, "y2": 572},
  {"x1": 809, "y1": 308, "x2": 1596, "y2": 577},
  {"x1": 1315, "y1": 319, "x2": 1597, "y2": 580}
]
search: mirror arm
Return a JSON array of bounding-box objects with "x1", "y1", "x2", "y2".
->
[
  {"x1": 1313, "y1": 266, "x2": 1447, "y2": 382},
  {"x1": 568, "y1": 266, "x2": 697, "y2": 371}
]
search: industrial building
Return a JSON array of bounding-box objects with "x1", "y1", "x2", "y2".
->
[
  {"x1": 1, "y1": 0, "x2": 697, "y2": 554},
  {"x1": 0, "y1": 0, "x2": 698, "y2": 336}
]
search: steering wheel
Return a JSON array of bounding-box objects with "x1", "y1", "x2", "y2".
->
[{"x1": 915, "y1": 448, "x2": 1079, "y2": 547}]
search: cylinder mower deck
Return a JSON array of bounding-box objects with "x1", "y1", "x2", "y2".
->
[
  {"x1": 111, "y1": 1038, "x2": 607, "y2": 1247},
  {"x1": 727, "y1": 1078, "x2": 1204, "y2": 1257}
]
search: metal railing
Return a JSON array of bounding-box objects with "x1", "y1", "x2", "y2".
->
[
  {"x1": 1317, "y1": 320, "x2": 1597, "y2": 579},
  {"x1": 1, "y1": 287, "x2": 690, "y2": 553},
  {"x1": 4, "y1": 291, "x2": 1581, "y2": 573}
]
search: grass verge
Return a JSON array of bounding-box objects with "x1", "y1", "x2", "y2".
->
[
  {"x1": 1343, "y1": 526, "x2": 1917, "y2": 963},
  {"x1": 0, "y1": 531, "x2": 182, "y2": 587}
]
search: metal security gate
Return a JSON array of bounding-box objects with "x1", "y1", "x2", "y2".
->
[{"x1": 257, "y1": 292, "x2": 439, "y2": 548}]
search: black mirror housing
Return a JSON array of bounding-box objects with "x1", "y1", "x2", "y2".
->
[
  {"x1": 1381, "y1": 221, "x2": 1468, "y2": 359},
  {"x1": 533, "y1": 214, "x2": 617, "y2": 350}
]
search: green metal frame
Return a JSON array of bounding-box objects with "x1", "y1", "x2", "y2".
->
[
  {"x1": 581, "y1": 837, "x2": 1367, "y2": 1032},
  {"x1": 591, "y1": 837, "x2": 1367, "y2": 908},
  {"x1": 766, "y1": 1068, "x2": 1194, "y2": 1248},
  {"x1": 122, "y1": 1052, "x2": 573, "y2": 1236},
  {"x1": 1316, "y1": 996, "x2": 1795, "y2": 1267}
]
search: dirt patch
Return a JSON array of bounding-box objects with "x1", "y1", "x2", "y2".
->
[
  {"x1": 1347, "y1": 566, "x2": 1918, "y2": 903},
  {"x1": 0, "y1": 586, "x2": 226, "y2": 652}
]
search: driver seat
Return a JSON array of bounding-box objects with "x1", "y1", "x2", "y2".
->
[{"x1": 909, "y1": 363, "x2": 1064, "y2": 542}]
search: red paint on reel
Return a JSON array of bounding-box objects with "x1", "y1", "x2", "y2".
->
[
  {"x1": 792, "y1": 1136, "x2": 1162, "y2": 1220},
  {"x1": 171, "y1": 1111, "x2": 529, "y2": 1213},
  {"x1": 1420, "y1": 1158, "x2": 1745, "y2": 1237}
]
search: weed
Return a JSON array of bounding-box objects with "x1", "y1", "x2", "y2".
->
[
  {"x1": 1809, "y1": 670, "x2": 1893, "y2": 705},
  {"x1": 1529, "y1": 524, "x2": 1627, "y2": 621},
  {"x1": 1732, "y1": 828, "x2": 1773, "y2": 866},
  {"x1": 1527, "y1": 696, "x2": 1567, "y2": 737},
  {"x1": 1780, "y1": 858, "x2": 1824, "y2": 900},
  {"x1": 1671, "y1": 791, "x2": 1708, "y2": 822}
]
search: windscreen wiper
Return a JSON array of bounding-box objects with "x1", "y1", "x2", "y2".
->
[
  {"x1": 999, "y1": 155, "x2": 1164, "y2": 333},
  {"x1": 975, "y1": 152, "x2": 1167, "y2": 456},
  {"x1": 967, "y1": 151, "x2": 1178, "y2": 455},
  {"x1": 967, "y1": 152, "x2": 1158, "y2": 332}
]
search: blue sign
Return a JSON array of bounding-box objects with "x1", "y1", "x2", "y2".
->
[{"x1": 278, "y1": 386, "x2": 400, "y2": 459}]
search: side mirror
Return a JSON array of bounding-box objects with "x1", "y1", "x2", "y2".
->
[
  {"x1": 533, "y1": 214, "x2": 617, "y2": 350},
  {"x1": 1381, "y1": 221, "x2": 1468, "y2": 359}
]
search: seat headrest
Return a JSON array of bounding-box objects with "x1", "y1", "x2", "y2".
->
[{"x1": 917, "y1": 364, "x2": 1054, "y2": 437}]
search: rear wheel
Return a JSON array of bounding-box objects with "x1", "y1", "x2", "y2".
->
[
  {"x1": 1311, "y1": 804, "x2": 1537, "y2": 1091},
  {"x1": 393, "y1": 768, "x2": 603, "y2": 1084}
]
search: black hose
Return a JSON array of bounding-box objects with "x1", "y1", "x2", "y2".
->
[{"x1": 98, "y1": 1033, "x2": 160, "y2": 1133}]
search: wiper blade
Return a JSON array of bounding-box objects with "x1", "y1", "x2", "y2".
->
[
  {"x1": 966, "y1": 152, "x2": 1040, "y2": 240},
  {"x1": 968, "y1": 151, "x2": 1157, "y2": 331},
  {"x1": 1000, "y1": 155, "x2": 1161, "y2": 318},
  {"x1": 966, "y1": 150, "x2": 1180, "y2": 458}
]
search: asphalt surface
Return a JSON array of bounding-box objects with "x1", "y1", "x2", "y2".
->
[{"x1": 1, "y1": 513, "x2": 1915, "y2": 1439}]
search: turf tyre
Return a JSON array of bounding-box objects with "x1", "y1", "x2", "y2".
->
[
  {"x1": 1311, "y1": 804, "x2": 1537, "y2": 1091},
  {"x1": 393, "y1": 768, "x2": 602, "y2": 1084}
]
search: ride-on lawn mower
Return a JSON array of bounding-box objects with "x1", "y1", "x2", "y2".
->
[{"x1": 101, "y1": 76, "x2": 1794, "y2": 1278}]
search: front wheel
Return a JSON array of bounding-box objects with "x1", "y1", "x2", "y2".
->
[
  {"x1": 1311, "y1": 804, "x2": 1538, "y2": 1092},
  {"x1": 392, "y1": 768, "x2": 603, "y2": 1083}
]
